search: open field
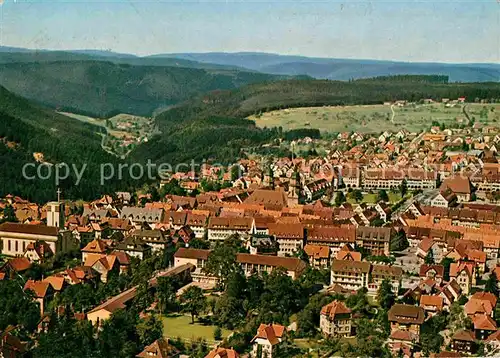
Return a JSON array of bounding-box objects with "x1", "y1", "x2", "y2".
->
[
  {"x1": 162, "y1": 314, "x2": 231, "y2": 344},
  {"x1": 248, "y1": 103, "x2": 500, "y2": 133},
  {"x1": 346, "y1": 192, "x2": 402, "y2": 204}
]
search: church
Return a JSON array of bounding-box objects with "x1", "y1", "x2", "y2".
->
[{"x1": 0, "y1": 196, "x2": 78, "y2": 258}]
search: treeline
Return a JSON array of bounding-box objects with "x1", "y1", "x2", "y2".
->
[{"x1": 356, "y1": 74, "x2": 449, "y2": 84}]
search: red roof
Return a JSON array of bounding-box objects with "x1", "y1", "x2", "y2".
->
[{"x1": 251, "y1": 323, "x2": 286, "y2": 346}]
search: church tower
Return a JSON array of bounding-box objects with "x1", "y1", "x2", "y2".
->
[
  {"x1": 287, "y1": 170, "x2": 300, "y2": 207},
  {"x1": 47, "y1": 188, "x2": 65, "y2": 229}
]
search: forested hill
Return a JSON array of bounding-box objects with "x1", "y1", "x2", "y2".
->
[
  {"x1": 0, "y1": 86, "x2": 136, "y2": 202},
  {"x1": 0, "y1": 60, "x2": 286, "y2": 118},
  {"x1": 131, "y1": 77, "x2": 500, "y2": 165}
]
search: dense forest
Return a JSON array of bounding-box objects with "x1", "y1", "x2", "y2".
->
[
  {"x1": 0, "y1": 86, "x2": 139, "y2": 202},
  {"x1": 0, "y1": 61, "x2": 285, "y2": 117}
]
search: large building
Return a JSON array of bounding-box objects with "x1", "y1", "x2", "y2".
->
[
  {"x1": 0, "y1": 223, "x2": 77, "y2": 258},
  {"x1": 330, "y1": 260, "x2": 371, "y2": 291},
  {"x1": 268, "y1": 223, "x2": 305, "y2": 257},
  {"x1": 355, "y1": 226, "x2": 392, "y2": 256},
  {"x1": 207, "y1": 217, "x2": 255, "y2": 244}
]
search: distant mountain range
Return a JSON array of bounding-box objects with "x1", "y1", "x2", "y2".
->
[
  {"x1": 0, "y1": 47, "x2": 498, "y2": 83},
  {"x1": 151, "y1": 52, "x2": 500, "y2": 83}
]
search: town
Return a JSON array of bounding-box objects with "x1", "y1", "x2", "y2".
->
[{"x1": 2, "y1": 101, "x2": 500, "y2": 357}]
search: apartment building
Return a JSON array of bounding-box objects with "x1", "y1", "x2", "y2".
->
[
  {"x1": 330, "y1": 260, "x2": 370, "y2": 290},
  {"x1": 304, "y1": 244, "x2": 330, "y2": 269},
  {"x1": 185, "y1": 213, "x2": 208, "y2": 239},
  {"x1": 368, "y1": 264, "x2": 402, "y2": 295},
  {"x1": 388, "y1": 304, "x2": 425, "y2": 343},
  {"x1": 268, "y1": 223, "x2": 305, "y2": 257},
  {"x1": 207, "y1": 217, "x2": 255, "y2": 244},
  {"x1": 355, "y1": 226, "x2": 391, "y2": 256},
  {"x1": 306, "y1": 226, "x2": 356, "y2": 256}
]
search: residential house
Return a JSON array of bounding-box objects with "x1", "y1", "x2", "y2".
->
[
  {"x1": 206, "y1": 347, "x2": 239, "y2": 358},
  {"x1": 136, "y1": 338, "x2": 180, "y2": 358},
  {"x1": 304, "y1": 244, "x2": 330, "y2": 269},
  {"x1": 450, "y1": 262, "x2": 474, "y2": 295},
  {"x1": 420, "y1": 295, "x2": 444, "y2": 316},
  {"x1": 450, "y1": 330, "x2": 476, "y2": 354},
  {"x1": 319, "y1": 300, "x2": 352, "y2": 337},
  {"x1": 388, "y1": 304, "x2": 425, "y2": 343},
  {"x1": 473, "y1": 314, "x2": 497, "y2": 340},
  {"x1": 355, "y1": 226, "x2": 391, "y2": 256},
  {"x1": 115, "y1": 236, "x2": 152, "y2": 260},
  {"x1": 250, "y1": 323, "x2": 286, "y2": 358},
  {"x1": 440, "y1": 176, "x2": 474, "y2": 202}
]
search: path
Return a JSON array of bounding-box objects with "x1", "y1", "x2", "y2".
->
[{"x1": 390, "y1": 104, "x2": 396, "y2": 123}]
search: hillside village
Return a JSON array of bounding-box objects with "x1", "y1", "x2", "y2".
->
[{"x1": 3, "y1": 106, "x2": 500, "y2": 357}]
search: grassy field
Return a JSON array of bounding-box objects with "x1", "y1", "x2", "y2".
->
[
  {"x1": 346, "y1": 192, "x2": 402, "y2": 204},
  {"x1": 248, "y1": 103, "x2": 500, "y2": 133},
  {"x1": 162, "y1": 314, "x2": 232, "y2": 344}
]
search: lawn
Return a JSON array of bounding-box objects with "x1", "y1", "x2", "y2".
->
[
  {"x1": 161, "y1": 314, "x2": 232, "y2": 344},
  {"x1": 346, "y1": 192, "x2": 402, "y2": 204},
  {"x1": 248, "y1": 103, "x2": 500, "y2": 133}
]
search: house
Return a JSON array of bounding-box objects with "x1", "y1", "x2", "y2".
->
[
  {"x1": 465, "y1": 292, "x2": 497, "y2": 318},
  {"x1": 419, "y1": 264, "x2": 444, "y2": 285},
  {"x1": 268, "y1": 223, "x2": 305, "y2": 257},
  {"x1": 368, "y1": 265, "x2": 402, "y2": 295},
  {"x1": 0, "y1": 330, "x2": 26, "y2": 358},
  {"x1": 114, "y1": 236, "x2": 152, "y2": 260},
  {"x1": 473, "y1": 314, "x2": 497, "y2": 340},
  {"x1": 420, "y1": 295, "x2": 444, "y2": 316},
  {"x1": 388, "y1": 304, "x2": 425, "y2": 343},
  {"x1": 485, "y1": 330, "x2": 500, "y2": 354},
  {"x1": 450, "y1": 262, "x2": 474, "y2": 295},
  {"x1": 335, "y1": 244, "x2": 362, "y2": 262},
  {"x1": 120, "y1": 207, "x2": 164, "y2": 225},
  {"x1": 128, "y1": 229, "x2": 169, "y2": 252},
  {"x1": 304, "y1": 244, "x2": 330, "y2": 269},
  {"x1": 205, "y1": 347, "x2": 239, "y2": 358},
  {"x1": 81, "y1": 239, "x2": 108, "y2": 264},
  {"x1": 24, "y1": 280, "x2": 54, "y2": 315},
  {"x1": 84, "y1": 254, "x2": 120, "y2": 283},
  {"x1": 430, "y1": 190, "x2": 457, "y2": 208},
  {"x1": 0, "y1": 257, "x2": 32, "y2": 278},
  {"x1": 440, "y1": 176, "x2": 474, "y2": 202},
  {"x1": 320, "y1": 300, "x2": 352, "y2": 337},
  {"x1": 185, "y1": 213, "x2": 208, "y2": 239},
  {"x1": 250, "y1": 323, "x2": 286, "y2": 358},
  {"x1": 439, "y1": 279, "x2": 462, "y2": 307},
  {"x1": 450, "y1": 330, "x2": 476, "y2": 354},
  {"x1": 416, "y1": 238, "x2": 446, "y2": 264},
  {"x1": 23, "y1": 240, "x2": 53, "y2": 263},
  {"x1": 136, "y1": 338, "x2": 180, "y2": 358},
  {"x1": 237, "y1": 253, "x2": 306, "y2": 279},
  {"x1": 374, "y1": 202, "x2": 392, "y2": 222}
]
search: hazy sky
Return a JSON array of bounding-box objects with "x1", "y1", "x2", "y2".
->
[{"x1": 0, "y1": 0, "x2": 498, "y2": 63}]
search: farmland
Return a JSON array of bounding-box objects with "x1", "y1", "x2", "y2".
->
[{"x1": 248, "y1": 103, "x2": 500, "y2": 133}]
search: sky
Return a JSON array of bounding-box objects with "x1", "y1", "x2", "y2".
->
[{"x1": 0, "y1": 0, "x2": 498, "y2": 63}]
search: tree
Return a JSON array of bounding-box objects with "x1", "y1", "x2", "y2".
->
[
  {"x1": 390, "y1": 229, "x2": 409, "y2": 252},
  {"x1": 230, "y1": 165, "x2": 241, "y2": 182},
  {"x1": 350, "y1": 189, "x2": 363, "y2": 203},
  {"x1": 400, "y1": 179, "x2": 408, "y2": 197},
  {"x1": 0, "y1": 205, "x2": 17, "y2": 223},
  {"x1": 157, "y1": 276, "x2": 178, "y2": 314},
  {"x1": 203, "y1": 238, "x2": 239, "y2": 289},
  {"x1": 425, "y1": 249, "x2": 435, "y2": 265},
  {"x1": 180, "y1": 286, "x2": 206, "y2": 324},
  {"x1": 485, "y1": 271, "x2": 498, "y2": 296},
  {"x1": 440, "y1": 257, "x2": 455, "y2": 281},
  {"x1": 377, "y1": 279, "x2": 395, "y2": 310},
  {"x1": 213, "y1": 326, "x2": 222, "y2": 341},
  {"x1": 335, "y1": 191, "x2": 346, "y2": 206},
  {"x1": 136, "y1": 315, "x2": 163, "y2": 347},
  {"x1": 378, "y1": 190, "x2": 389, "y2": 202}
]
